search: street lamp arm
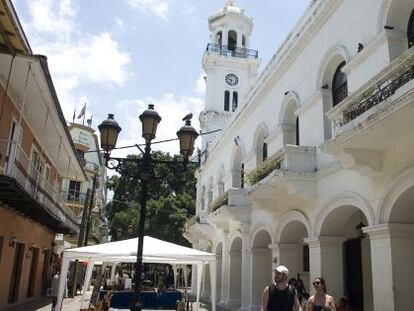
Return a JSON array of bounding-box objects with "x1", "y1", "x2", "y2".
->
[{"x1": 104, "y1": 156, "x2": 198, "y2": 180}]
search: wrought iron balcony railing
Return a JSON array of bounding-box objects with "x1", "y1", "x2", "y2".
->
[
  {"x1": 329, "y1": 48, "x2": 414, "y2": 135},
  {"x1": 61, "y1": 190, "x2": 88, "y2": 205},
  {"x1": 206, "y1": 43, "x2": 259, "y2": 59},
  {"x1": 0, "y1": 139, "x2": 79, "y2": 232}
]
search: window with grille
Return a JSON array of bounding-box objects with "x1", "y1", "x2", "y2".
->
[{"x1": 224, "y1": 91, "x2": 230, "y2": 111}]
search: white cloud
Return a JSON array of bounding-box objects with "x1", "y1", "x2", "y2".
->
[
  {"x1": 125, "y1": 0, "x2": 169, "y2": 22},
  {"x1": 28, "y1": 0, "x2": 75, "y2": 41},
  {"x1": 21, "y1": 0, "x2": 131, "y2": 119}
]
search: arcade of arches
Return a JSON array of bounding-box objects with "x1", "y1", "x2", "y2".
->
[{"x1": 194, "y1": 177, "x2": 414, "y2": 311}]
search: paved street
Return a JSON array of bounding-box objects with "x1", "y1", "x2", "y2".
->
[{"x1": 1, "y1": 291, "x2": 215, "y2": 311}]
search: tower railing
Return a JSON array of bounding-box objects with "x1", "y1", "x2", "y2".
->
[{"x1": 206, "y1": 43, "x2": 258, "y2": 59}]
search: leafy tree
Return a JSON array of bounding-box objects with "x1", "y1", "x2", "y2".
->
[{"x1": 105, "y1": 151, "x2": 196, "y2": 246}]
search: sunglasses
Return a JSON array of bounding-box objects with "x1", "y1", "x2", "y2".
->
[{"x1": 313, "y1": 281, "x2": 322, "y2": 286}]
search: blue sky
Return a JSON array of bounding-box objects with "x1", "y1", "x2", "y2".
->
[{"x1": 13, "y1": 0, "x2": 310, "y2": 157}]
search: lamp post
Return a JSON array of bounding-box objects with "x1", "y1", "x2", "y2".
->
[{"x1": 98, "y1": 104, "x2": 198, "y2": 311}]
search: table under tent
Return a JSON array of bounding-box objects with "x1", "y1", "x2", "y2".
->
[{"x1": 56, "y1": 236, "x2": 216, "y2": 310}]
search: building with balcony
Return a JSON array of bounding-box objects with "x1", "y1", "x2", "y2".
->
[
  {"x1": 185, "y1": 1, "x2": 414, "y2": 310},
  {"x1": 61, "y1": 122, "x2": 108, "y2": 246},
  {"x1": 0, "y1": 1, "x2": 86, "y2": 309}
]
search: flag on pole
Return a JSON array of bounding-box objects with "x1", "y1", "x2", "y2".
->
[
  {"x1": 77, "y1": 103, "x2": 86, "y2": 119},
  {"x1": 72, "y1": 108, "x2": 76, "y2": 123}
]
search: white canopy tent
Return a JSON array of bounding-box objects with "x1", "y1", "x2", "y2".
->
[{"x1": 56, "y1": 236, "x2": 216, "y2": 311}]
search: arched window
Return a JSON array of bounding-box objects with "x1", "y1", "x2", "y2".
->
[
  {"x1": 332, "y1": 61, "x2": 348, "y2": 106},
  {"x1": 208, "y1": 189, "x2": 213, "y2": 209},
  {"x1": 218, "y1": 168, "x2": 225, "y2": 196},
  {"x1": 242, "y1": 35, "x2": 246, "y2": 47},
  {"x1": 216, "y1": 31, "x2": 223, "y2": 46},
  {"x1": 240, "y1": 163, "x2": 245, "y2": 189},
  {"x1": 224, "y1": 91, "x2": 230, "y2": 111},
  {"x1": 232, "y1": 92, "x2": 238, "y2": 112},
  {"x1": 408, "y1": 9, "x2": 414, "y2": 48},
  {"x1": 228, "y1": 30, "x2": 237, "y2": 51},
  {"x1": 201, "y1": 186, "x2": 206, "y2": 211},
  {"x1": 262, "y1": 143, "x2": 268, "y2": 162},
  {"x1": 296, "y1": 117, "x2": 300, "y2": 146},
  {"x1": 232, "y1": 146, "x2": 242, "y2": 188}
]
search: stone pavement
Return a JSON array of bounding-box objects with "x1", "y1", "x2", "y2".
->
[{"x1": 0, "y1": 291, "x2": 219, "y2": 311}]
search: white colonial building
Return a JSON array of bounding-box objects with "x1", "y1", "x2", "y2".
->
[{"x1": 185, "y1": 0, "x2": 414, "y2": 310}]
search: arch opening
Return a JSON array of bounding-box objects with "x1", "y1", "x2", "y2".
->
[
  {"x1": 319, "y1": 205, "x2": 373, "y2": 311},
  {"x1": 231, "y1": 146, "x2": 243, "y2": 188},
  {"x1": 228, "y1": 30, "x2": 237, "y2": 51},
  {"x1": 385, "y1": 184, "x2": 414, "y2": 310},
  {"x1": 251, "y1": 231, "x2": 272, "y2": 306},
  {"x1": 281, "y1": 99, "x2": 299, "y2": 145}
]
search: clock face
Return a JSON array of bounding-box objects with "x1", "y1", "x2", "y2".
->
[{"x1": 225, "y1": 74, "x2": 239, "y2": 86}]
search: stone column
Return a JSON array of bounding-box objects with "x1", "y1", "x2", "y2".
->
[
  {"x1": 240, "y1": 224, "x2": 252, "y2": 311},
  {"x1": 364, "y1": 224, "x2": 414, "y2": 311},
  {"x1": 220, "y1": 231, "x2": 230, "y2": 305},
  {"x1": 304, "y1": 236, "x2": 345, "y2": 301}
]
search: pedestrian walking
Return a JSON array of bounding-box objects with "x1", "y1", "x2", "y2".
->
[
  {"x1": 261, "y1": 265, "x2": 302, "y2": 311},
  {"x1": 51, "y1": 270, "x2": 60, "y2": 311},
  {"x1": 306, "y1": 277, "x2": 336, "y2": 311}
]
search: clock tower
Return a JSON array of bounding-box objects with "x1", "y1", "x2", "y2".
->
[{"x1": 200, "y1": 0, "x2": 261, "y2": 150}]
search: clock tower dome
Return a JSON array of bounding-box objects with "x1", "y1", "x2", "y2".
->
[{"x1": 200, "y1": 0, "x2": 261, "y2": 150}]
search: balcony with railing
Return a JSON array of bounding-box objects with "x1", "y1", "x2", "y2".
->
[
  {"x1": 61, "y1": 189, "x2": 88, "y2": 206},
  {"x1": 203, "y1": 188, "x2": 250, "y2": 230},
  {"x1": 248, "y1": 145, "x2": 316, "y2": 210},
  {"x1": 206, "y1": 43, "x2": 258, "y2": 59},
  {"x1": 0, "y1": 139, "x2": 79, "y2": 234},
  {"x1": 322, "y1": 47, "x2": 414, "y2": 160}
]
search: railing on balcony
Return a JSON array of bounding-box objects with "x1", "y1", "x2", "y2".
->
[
  {"x1": 246, "y1": 145, "x2": 316, "y2": 186},
  {"x1": 210, "y1": 191, "x2": 229, "y2": 212},
  {"x1": 0, "y1": 139, "x2": 79, "y2": 228},
  {"x1": 246, "y1": 155, "x2": 282, "y2": 185},
  {"x1": 61, "y1": 189, "x2": 88, "y2": 205},
  {"x1": 330, "y1": 48, "x2": 414, "y2": 134},
  {"x1": 206, "y1": 43, "x2": 259, "y2": 59}
]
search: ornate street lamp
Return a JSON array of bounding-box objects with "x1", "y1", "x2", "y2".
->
[
  {"x1": 139, "y1": 104, "x2": 161, "y2": 142},
  {"x1": 98, "y1": 114, "x2": 122, "y2": 154},
  {"x1": 177, "y1": 117, "x2": 199, "y2": 158},
  {"x1": 98, "y1": 105, "x2": 198, "y2": 311}
]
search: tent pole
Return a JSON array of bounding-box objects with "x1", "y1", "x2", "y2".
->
[
  {"x1": 56, "y1": 254, "x2": 70, "y2": 311},
  {"x1": 172, "y1": 264, "x2": 178, "y2": 289},
  {"x1": 196, "y1": 263, "x2": 203, "y2": 310},
  {"x1": 80, "y1": 259, "x2": 94, "y2": 309}
]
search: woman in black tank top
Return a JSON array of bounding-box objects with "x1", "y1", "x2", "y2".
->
[{"x1": 306, "y1": 277, "x2": 337, "y2": 311}]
